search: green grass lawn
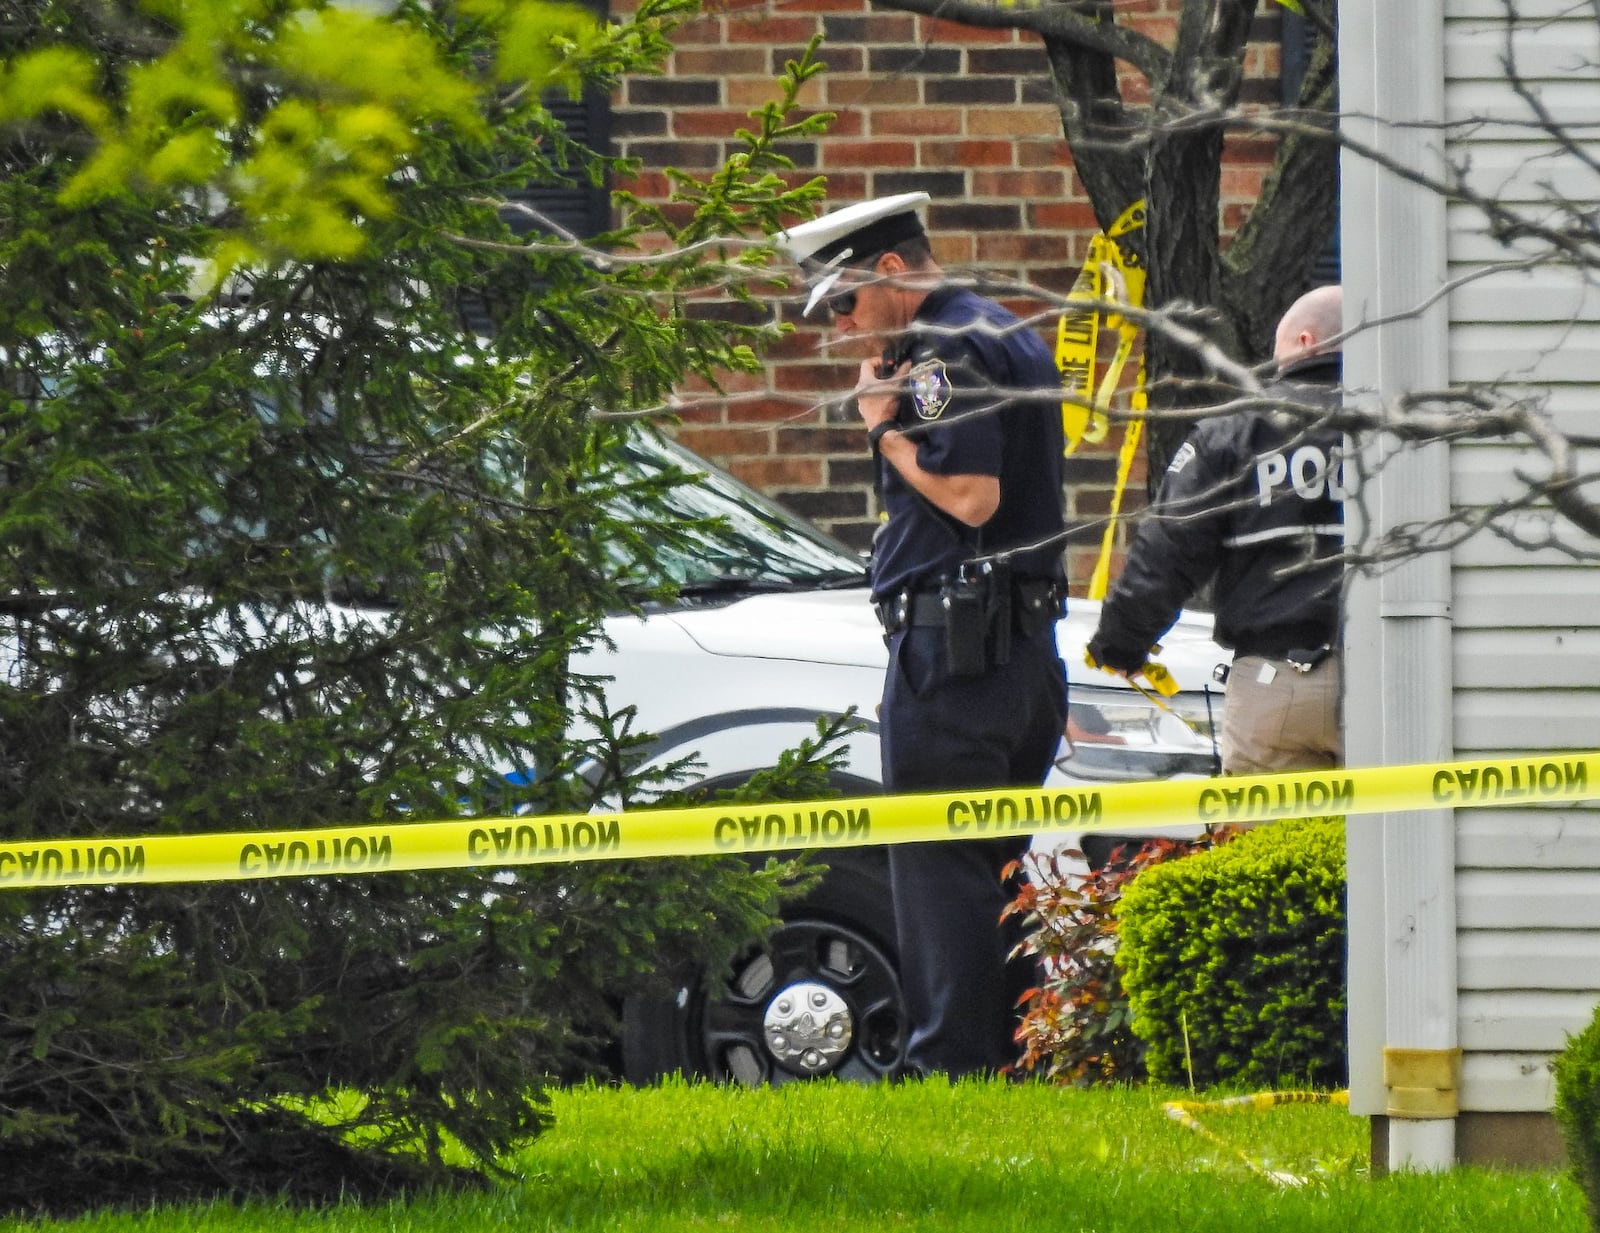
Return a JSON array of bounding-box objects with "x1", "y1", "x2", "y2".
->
[{"x1": 5, "y1": 1079, "x2": 1588, "y2": 1232}]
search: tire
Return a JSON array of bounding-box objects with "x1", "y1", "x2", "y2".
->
[{"x1": 622, "y1": 844, "x2": 906, "y2": 1085}]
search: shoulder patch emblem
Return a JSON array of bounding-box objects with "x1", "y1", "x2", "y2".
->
[
  {"x1": 1167, "y1": 441, "x2": 1197, "y2": 476},
  {"x1": 908, "y1": 359, "x2": 952, "y2": 421}
]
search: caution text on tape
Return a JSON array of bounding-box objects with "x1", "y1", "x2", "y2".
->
[{"x1": 0, "y1": 752, "x2": 1593, "y2": 890}]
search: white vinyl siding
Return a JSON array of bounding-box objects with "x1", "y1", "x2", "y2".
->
[
  {"x1": 1457, "y1": 810, "x2": 1600, "y2": 869},
  {"x1": 1443, "y1": 0, "x2": 1600, "y2": 1114}
]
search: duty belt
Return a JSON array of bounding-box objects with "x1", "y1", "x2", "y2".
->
[
  {"x1": 874, "y1": 578, "x2": 1062, "y2": 637},
  {"x1": 874, "y1": 590, "x2": 947, "y2": 635}
]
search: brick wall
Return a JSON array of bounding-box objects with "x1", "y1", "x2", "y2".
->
[{"x1": 610, "y1": 0, "x2": 1284, "y2": 595}]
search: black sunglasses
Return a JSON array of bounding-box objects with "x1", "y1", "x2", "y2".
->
[
  {"x1": 825, "y1": 286, "x2": 860, "y2": 317},
  {"x1": 824, "y1": 253, "x2": 884, "y2": 318}
]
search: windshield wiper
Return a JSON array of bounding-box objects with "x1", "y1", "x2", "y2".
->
[
  {"x1": 809, "y1": 568, "x2": 871, "y2": 589},
  {"x1": 672, "y1": 576, "x2": 809, "y2": 597},
  {"x1": 671, "y1": 569, "x2": 866, "y2": 597}
]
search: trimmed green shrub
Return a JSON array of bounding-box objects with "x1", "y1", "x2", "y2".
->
[
  {"x1": 1554, "y1": 999, "x2": 1600, "y2": 1232},
  {"x1": 1116, "y1": 816, "x2": 1346, "y2": 1089}
]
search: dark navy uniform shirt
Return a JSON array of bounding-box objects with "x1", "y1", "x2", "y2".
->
[{"x1": 869, "y1": 285, "x2": 1067, "y2": 603}]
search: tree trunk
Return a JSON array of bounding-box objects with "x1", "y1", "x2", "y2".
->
[{"x1": 1139, "y1": 0, "x2": 1258, "y2": 483}]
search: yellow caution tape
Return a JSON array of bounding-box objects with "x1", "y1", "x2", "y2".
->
[
  {"x1": 1082, "y1": 647, "x2": 1179, "y2": 699},
  {"x1": 1087, "y1": 206, "x2": 1147, "y2": 600},
  {"x1": 1164, "y1": 1090, "x2": 1348, "y2": 1186},
  {"x1": 1133, "y1": 659, "x2": 1178, "y2": 697},
  {"x1": 1055, "y1": 201, "x2": 1148, "y2": 601},
  {"x1": 0, "y1": 752, "x2": 1594, "y2": 890},
  {"x1": 1057, "y1": 200, "x2": 1146, "y2": 455},
  {"x1": 1055, "y1": 234, "x2": 1106, "y2": 450},
  {"x1": 1085, "y1": 375, "x2": 1143, "y2": 601},
  {"x1": 1082, "y1": 649, "x2": 1209, "y2": 761}
]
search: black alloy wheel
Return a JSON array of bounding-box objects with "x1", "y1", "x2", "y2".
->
[{"x1": 622, "y1": 848, "x2": 906, "y2": 1084}]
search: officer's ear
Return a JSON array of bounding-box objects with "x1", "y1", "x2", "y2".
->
[{"x1": 875, "y1": 250, "x2": 908, "y2": 277}]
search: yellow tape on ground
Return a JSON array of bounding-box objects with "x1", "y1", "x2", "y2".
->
[
  {"x1": 1164, "y1": 1090, "x2": 1349, "y2": 1186},
  {"x1": 0, "y1": 752, "x2": 1594, "y2": 890}
]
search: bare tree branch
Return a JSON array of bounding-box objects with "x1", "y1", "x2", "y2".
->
[{"x1": 876, "y1": 0, "x2": 1167, "y2": 73}]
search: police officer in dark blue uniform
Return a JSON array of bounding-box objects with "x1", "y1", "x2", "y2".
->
[{"x1": 780, "y1": 193, "x2": 1069, "y2": 1077}]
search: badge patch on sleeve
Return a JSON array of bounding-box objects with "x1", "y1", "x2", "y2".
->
[{"x1": 909, "y1": 359, "x2": 952, "y2": 421}]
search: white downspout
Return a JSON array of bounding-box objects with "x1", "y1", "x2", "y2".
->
[{"x1": 1340, "y1": 0, "x2": 1460, "y2": 1172}]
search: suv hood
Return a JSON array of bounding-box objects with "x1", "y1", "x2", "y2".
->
[
  {"x1": 664, "y1": 589, "x2": 1229, "y2": 691},
  {"x1": 664, "y1": 588, "x2": 887, "y2": 670}
]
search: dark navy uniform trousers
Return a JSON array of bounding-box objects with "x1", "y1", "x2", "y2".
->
[{"x1": 881, "y1": 621, "x2": 1067, "y2": 1077}]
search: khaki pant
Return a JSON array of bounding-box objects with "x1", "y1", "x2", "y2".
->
[{"x1": 1220, "y1": 653, "x2": 1342, "y2": 775}]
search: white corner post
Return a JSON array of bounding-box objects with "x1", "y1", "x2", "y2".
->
[{"x1": 1339, "y1": 0, "x2": 1461, "y2": 1173}]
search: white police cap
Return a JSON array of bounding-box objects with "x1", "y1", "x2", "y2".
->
[{"x1": 778, "y1": 192, "x2": 930, "y2": 317}]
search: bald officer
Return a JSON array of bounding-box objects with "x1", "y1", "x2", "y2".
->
[
  {"x1": 780, "y1": 193, "x2": 1068, "y2": 1079},
  {"x1": 1087, "y1": 285, "x2": 1347, "y2": 774}
]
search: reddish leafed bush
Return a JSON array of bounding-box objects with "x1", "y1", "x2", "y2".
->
[{"x1": 1005, "y1": 830, "x2": 1238, "y2": 1085}]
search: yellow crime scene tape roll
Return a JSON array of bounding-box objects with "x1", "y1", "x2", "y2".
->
[{"x1": 0, "y1": 751, "x2": 1594, "y2": 890}]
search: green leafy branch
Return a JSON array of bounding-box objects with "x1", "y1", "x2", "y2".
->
[{"x1": 0, "y1": 0, "x2": 609, "y2": 269}]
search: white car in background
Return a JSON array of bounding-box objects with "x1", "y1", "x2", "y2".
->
[{"x1": 599, "y1": 432, "x2": 1230, "y2": 1085}]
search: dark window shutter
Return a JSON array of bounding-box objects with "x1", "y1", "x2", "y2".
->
[
  {"x1": 503, "y1": 0, "x2": 612, "y2": 242},
  {"x1": 459, "y1": 38, "x2": 613, "y2": 334},
  {"x1": 1280, "y1": 10, "x2": 1340, "y2": 285},
  {"x1": 1281, "y1": 11, "x2": 1314, "y2": 108},
  {"x1": 501, "y1": 89, "x2": 613, "y2": 241}
]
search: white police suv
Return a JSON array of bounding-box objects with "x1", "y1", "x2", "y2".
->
[{"x1": 600, "y1": 431, "x2": 1229, "y2": 1085}]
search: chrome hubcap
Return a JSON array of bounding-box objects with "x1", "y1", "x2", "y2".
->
[{"x1": 762, "y1": 981, "x2": 854, "y2": 1074}]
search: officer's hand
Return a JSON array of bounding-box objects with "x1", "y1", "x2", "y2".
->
[
  {"x1": 854, "y1": 357, "x2": 906, "y2": 431},
  {"x1": 1085, "y1": 634, "x2": 1146, "y2": 677}
]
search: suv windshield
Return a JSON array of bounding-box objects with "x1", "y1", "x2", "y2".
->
[{"x1": 608, "y1": 431, "x2": 867, "y2": 595}]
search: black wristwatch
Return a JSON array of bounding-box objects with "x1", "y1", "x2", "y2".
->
[{"x1": 867, "y1": 421, "x2": 899, "y2": 450}]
